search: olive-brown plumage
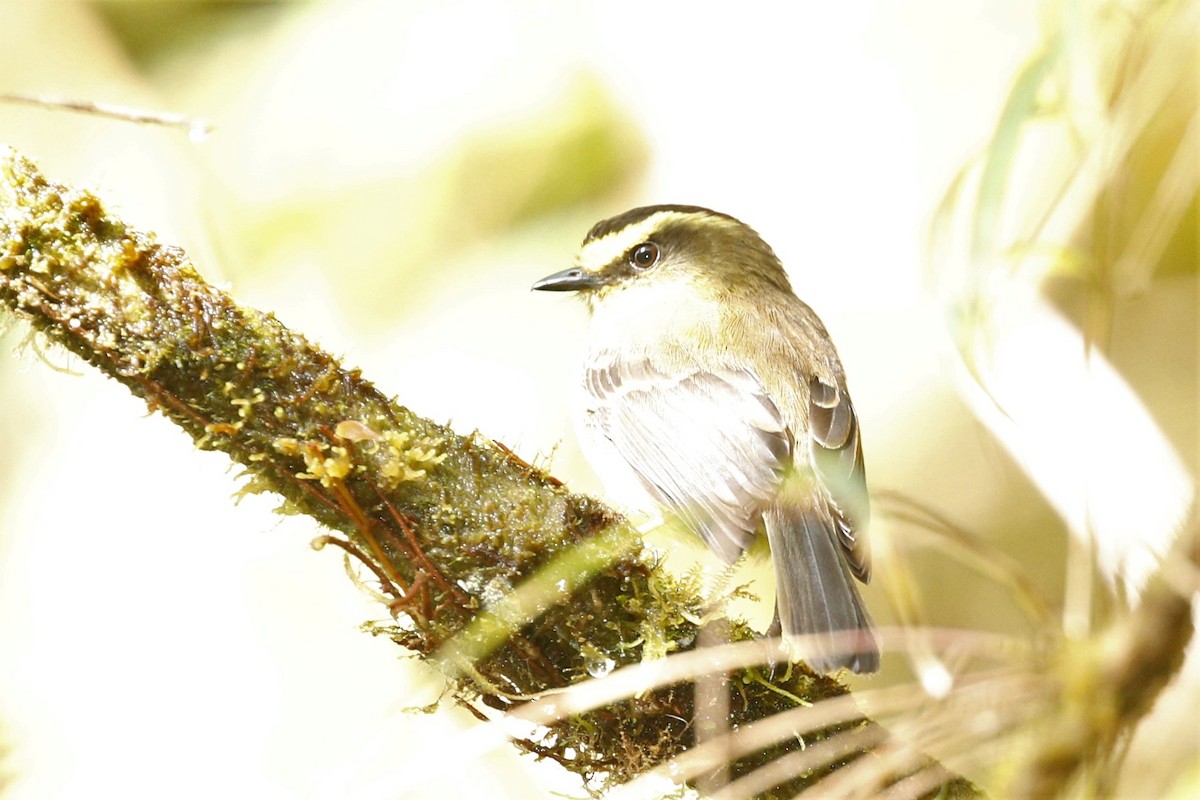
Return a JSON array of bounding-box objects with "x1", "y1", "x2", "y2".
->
[{"x1": 533, "y1": 205, "x2": 879, "y2": 673}]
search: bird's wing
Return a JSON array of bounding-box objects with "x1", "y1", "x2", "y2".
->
[
  {"x1": 583, "y1": 357, "x2": 790, "y2": 564},
  {"x1": 807, "y1": 375, "x2": 871, "y2": 582}
]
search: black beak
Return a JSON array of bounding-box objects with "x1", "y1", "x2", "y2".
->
[{"x1": 531, "y1": 267, "x2": 602, "y2": 292}]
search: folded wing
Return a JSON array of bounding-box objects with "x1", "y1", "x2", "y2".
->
[
  {"x1": 582, "y1": 358, "x2": 790, "y2": 564},
  {"x1": 808, "y1": 375, "x2": 871, "y2": 582}
]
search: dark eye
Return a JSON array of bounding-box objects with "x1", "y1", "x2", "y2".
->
[{"x1": 629, "y1": 242, "x2": 660, "y2": 270}]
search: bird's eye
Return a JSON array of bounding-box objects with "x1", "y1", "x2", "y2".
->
[{"x1": 629, "y1": 242, "x2": 660, "y2": 270}]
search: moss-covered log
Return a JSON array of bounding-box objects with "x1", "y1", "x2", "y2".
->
[{"x1": 0, "y1": 146, "x2": 981, "y2": 798}]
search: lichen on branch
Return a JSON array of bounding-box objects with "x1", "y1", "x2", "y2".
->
[{"x1": 0, "y1": 146, "x2": 980, "y2": 798}]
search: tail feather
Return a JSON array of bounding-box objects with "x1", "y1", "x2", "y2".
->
[{"x1": 764, "y1": 502, "x2": 880, "y2": 674}]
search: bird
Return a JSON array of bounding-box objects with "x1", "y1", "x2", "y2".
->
[{"x1": 532, "y1": 205, "x2": 879, "y2": 674}]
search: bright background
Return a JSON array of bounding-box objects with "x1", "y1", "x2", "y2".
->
[{"x1": 0, "y1": 2, "x2": 1194, "y2": 798}]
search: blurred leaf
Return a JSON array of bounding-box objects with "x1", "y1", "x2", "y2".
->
[
  {"x1": 934, "y1": 0, "x2": 1198, "y2": 373},
  {"x1": 450, "y1": 76, "x2": 646, "y2": 229},
  {"x1": 93, "y1": 1, "x2": 289, "y2": 71},
  {"x1": 236, "y1": 71, "x2": 645, "y2": 327},
  {"x1": 972, "y1": 41, "x2": 1063, "y2": 261}
]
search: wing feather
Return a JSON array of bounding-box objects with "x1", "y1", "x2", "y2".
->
[
  {"x1": 808, "y1": 375, "x2": 871, "y2": 581},
  {"x1": 583, "y1": 358, "x2": 789, "y2": 564}
]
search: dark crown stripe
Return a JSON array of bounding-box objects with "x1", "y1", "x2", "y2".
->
[{"x1": 583, "y1": 204, "x2": 739, "y2": 244}]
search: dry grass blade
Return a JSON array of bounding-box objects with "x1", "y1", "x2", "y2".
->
[
  {"x1": 876, "y1": 491, "x2": 1056, "y2": 628},
  {"x1": 712, "y1": 724, "x2": 890, "y2": 800},
  {"x1": 791, "y1": 670, "x2": 1049, "y2": 800},
  {"x1": 514, "y1": 627, "x2": 1024, "y2": 729}
]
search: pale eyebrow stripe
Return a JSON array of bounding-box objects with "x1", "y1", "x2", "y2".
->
[{"x1": 577, "y1": 210, "x2": 690, "y2": 274}]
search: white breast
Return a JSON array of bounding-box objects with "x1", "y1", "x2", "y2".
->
[{"x1": 574, "y1": 281, "x2": 708, "y2": 514}]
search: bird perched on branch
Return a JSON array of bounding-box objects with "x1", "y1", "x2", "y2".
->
[{"x1": 533, "y1": 205, "x2": 878, "y2": 674}]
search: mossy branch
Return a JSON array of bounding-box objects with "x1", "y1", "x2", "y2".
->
[{"x1": 0, "y1": 146, "x2": 981, "y2": 798}]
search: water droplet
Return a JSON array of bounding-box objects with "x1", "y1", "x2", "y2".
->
[{"x1": 585, "y1": 654, "x2": 615, "y2": 679}]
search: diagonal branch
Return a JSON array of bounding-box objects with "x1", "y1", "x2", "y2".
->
[{"x1": 0, "y1": 145, "x2": 982, "y2": 798}]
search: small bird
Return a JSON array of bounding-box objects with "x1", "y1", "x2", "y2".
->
[{"x1": 532, "y1": 205, "x2": 879, "y2": 674}]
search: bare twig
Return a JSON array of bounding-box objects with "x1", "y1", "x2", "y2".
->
[{"x1": 0, "y1": 92, "x2": 212, "y2": 140}]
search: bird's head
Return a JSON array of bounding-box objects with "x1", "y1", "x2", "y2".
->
[{"x1": 532, "y1": 205, "x2": 792, "y2": 309}]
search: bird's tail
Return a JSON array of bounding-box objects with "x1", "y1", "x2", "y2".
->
[{"x1": 764, "y1": 502, "x2": 880, "y2": 674}]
